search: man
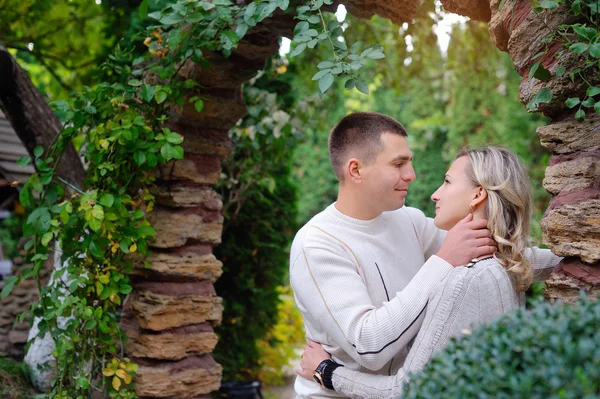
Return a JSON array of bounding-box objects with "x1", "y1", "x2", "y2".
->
[{"x1": 290, "y1": 112, "x2": 497, "y2": 398}]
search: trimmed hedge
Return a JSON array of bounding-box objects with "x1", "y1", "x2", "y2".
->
[{"x1": 403, "y1": 296, "x2": 600, "y2": 399}]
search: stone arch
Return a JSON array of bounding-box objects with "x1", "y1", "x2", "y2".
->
[{"x1": 123, "y1": 1, "x2": 599, "y2": 396}]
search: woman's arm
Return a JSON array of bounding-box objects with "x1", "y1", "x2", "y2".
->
[{"x1": 298, "y1": 261, "x2": 516, "y2": 399}]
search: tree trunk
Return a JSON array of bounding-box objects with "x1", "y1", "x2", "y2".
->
[{"x1": 0, "y1": 43, "x2": 85, "y2": 189}]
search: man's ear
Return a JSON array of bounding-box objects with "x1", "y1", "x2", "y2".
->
[
  {"x1": 346, "y1": 158, "x2": 362, "y2": 183},
  {"x1": 471, "y1": 186, "x2": 488, "y2": 207}
]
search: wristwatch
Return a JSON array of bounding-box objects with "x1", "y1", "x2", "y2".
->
[{"x1": 312, "y1": 359, "x2": 343, "y2": 390}]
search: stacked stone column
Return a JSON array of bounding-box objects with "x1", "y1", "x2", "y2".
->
[
  {"x1": 121, "y1": 15, "x2": 295, "y2": 398},
  {"x1": 487, "y1": 0, "x2": 600, "y2": 301}
]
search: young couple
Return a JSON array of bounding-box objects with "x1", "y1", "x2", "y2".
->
[{"x1": 289, "y1": 112, "x2": 561, "y2": 398}]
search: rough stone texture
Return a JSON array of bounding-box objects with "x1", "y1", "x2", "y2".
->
[
  {"x1": 148, "y1": 207, "x2": 223, "y2": 248},
  {"x1": 441, "y1": 0, "x2": 490, "y2": 22},
  {"x1": 545, "y1": 259, "x2": 600, "y2": 303},
  {"x1": 133, "y1": 355, "x2": 222, "y2": 398},
  {"x1": 129, "y1": 281, "x2": 223, "y2": 331},
  {"x1": 541, "y1": 199, "x2": 600, "y2": 264},
  {"x1": 537, "y1": 114, "x2": 600, "y2": 154},
  {"x1": 122, "y1": 316, "x2": 218, "y2": 361},
  {"x1": 543, "y1": 152, "x2": 600, "y2": 195},
  {"x1": 130, "y1": 245, "x2": 223, "y2": 282},
  {"x1": 343, "y1": 0, "x2": 420, "y2": 25},
  {"x1": 155, "y1": 184, "x2": 222, "y2": 209},
  {"x1": 156, "y1": 155, "x2": 223, "y2": 185},
  {"x1": 0, "y1": 243, "x2": 52, "y2": 359}
]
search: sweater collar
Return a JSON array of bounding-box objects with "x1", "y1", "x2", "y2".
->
[{"x1": 327, "y1": 203, "x2": 384, "y2": 227}]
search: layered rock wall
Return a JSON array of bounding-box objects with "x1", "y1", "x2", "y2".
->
[
  {"x1": 121, "y1": 14, "x2": 296, "y2": 398},
  {"x1": 487, "y1": 0, "x2": 599, "y2": 301}
]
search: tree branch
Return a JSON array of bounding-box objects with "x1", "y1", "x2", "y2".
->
[{"x1": 0, "y1": 41, "x2": 86, "y2": 189}]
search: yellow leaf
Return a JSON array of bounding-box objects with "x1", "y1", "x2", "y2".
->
[
  {"x1": 129, "y1": 242, "x2": 137, "y2": 253},
  {"x1": 123, "y1": 373, "x2": 132, "y2": 384},
  {"x1": 125, "y1": 363, "x2": 139, "y2": 373},
  {"x1": 112, "y1": 376, "x2": 121, "y2": 391},
  {"x1": 116, "y1": 369, "x2": 127, "y2": 379},
  {"x1": 102, "y1": 367, "x2": 115, "y2": 377}
]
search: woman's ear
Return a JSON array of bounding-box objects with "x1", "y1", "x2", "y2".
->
[
  {"x1": 471, "y1": 186, "x2": 488, "y2": 208},
  {"x1": 346, "y1": 158, "x2": 362, "y2": 183}
]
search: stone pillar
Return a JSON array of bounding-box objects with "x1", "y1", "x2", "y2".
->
[
  {"x1": 488, "y1": 0, "x2": 600, "y2": 302},
  {"x1": 122, "y1": 15, "x2": 295, "y2": 398},
  {"x1": 0, "y1": 240, "x2": 52, "y2": 359}
]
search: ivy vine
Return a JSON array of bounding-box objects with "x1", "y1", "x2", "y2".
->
[
  {"x1": 526, "y1": 0, "x2": 600, "y2": 120},
  {"x1": 1, "y1": 0, "x2": 383, "y2": 397}
]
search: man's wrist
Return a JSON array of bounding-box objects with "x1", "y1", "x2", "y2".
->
[{"x1": 313, "y1": 359, "x2": 343, "y2": 390}]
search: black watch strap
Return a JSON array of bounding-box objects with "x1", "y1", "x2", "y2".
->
[{"x1": 322, "y1": 359, "x2": 343, "y2": 390}]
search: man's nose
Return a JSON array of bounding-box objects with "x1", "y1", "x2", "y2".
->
[{"x1": 403, "y1": 165, "x2": 416, "y2": 182}]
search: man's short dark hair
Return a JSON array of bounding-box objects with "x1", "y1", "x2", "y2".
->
[{"x1": 329, "y1": 112, "x2": 408, "y2": 181}]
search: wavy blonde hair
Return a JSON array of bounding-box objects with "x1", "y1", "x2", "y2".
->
[{"x1": 457, "y1": 146, "x2": 533, "y2": 292}]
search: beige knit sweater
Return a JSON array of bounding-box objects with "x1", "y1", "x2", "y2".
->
[{"x1": 331, "y1": 255, "x2": 560, "y2": 399}]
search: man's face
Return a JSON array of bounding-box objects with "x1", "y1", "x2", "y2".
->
[{"x1": 360, "y1": 133, "x2": 416, "y2": 214}]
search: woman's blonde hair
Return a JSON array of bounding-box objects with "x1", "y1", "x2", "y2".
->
[{"x1": 456, "y1": 146, "x2": 533, "y2": 292}]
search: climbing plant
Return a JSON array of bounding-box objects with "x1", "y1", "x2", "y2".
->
[
  {"x1": 1, "y1": 0, "x2": 384, "y2": 397},
  {"x1": 526, "y1": 0, "x2": 600, "y2": 119}
]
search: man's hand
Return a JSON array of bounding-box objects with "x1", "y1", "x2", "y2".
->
[
  {"x1": 296, "y1": 339, "x2": 331, "y2": 380},
  {"x1": 437, "y1": 214, "x2": 496, "y2": 267}
]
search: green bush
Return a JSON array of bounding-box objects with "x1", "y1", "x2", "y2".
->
[
  {"x1": 403, "y1": 296, "x2": 600, "y2": 398},
  {"x1": 0, "y1": 358, "x2": 40, "y2": 399}
]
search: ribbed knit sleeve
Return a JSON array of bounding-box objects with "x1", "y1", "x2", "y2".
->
[
  {"x1": 331, "y1": 261, "x2": 517, "y2": 399},
  {"x1": 291, "y1": 230, "x2": 452, "y2": 371},
  {"x1": 525, "y1": 247, "x2": 562, "y2": 283}
]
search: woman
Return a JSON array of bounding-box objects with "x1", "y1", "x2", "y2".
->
[{"x1": 297, "y1": 146, "x2": 559, "y2": 398}]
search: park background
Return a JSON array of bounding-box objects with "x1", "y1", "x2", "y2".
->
[{"x1": 0, "y1": 0, "x2": 584, "y2": 397}]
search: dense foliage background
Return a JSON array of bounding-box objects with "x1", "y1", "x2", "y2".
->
[{"x1": 0, "y1": 0, "x2": 555, "y2": 389}]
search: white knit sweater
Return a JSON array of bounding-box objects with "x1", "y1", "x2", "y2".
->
[
  {"x1": 290, "y1": 204, "x2": 561, "y2": 399},
  {"x1": 331, "y1": 254, "x2": 560, "y2": 399}
]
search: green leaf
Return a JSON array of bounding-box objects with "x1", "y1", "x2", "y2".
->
[
  {"x1": 594, "y1": 101, "x2": 600, "y2": 114},
  {"x1": 586, "y1": 86, "x2": 600, "y2": 97},
  {"x1": 19, "y1": 185, "x2": 33, "y2": 207},
  {"x1": 312, "y1": 70, "x2": 330, "y2": 81},
  {"x1": 160, "y1": 143, "x2": 182, "y2": 160},
  {"x1": 17, "y1": 156, "x2": 31, "y2": 167},
  {"x1": 133, "y1": 151, "x2": 146, "y2": 166},
  {"x1": 85, "y1": 319, "x2": 97, "y2": 330},
  {"x1": 318, "y1": 73, "x2": 334, "y2": 93},
  {"x1": 194, "y1": 99, "x2": 205, "y2": 113},
  {"x1": 350, "y1": 41, "x2": 363, "y2": 54},
  {"x1": 160, "y1": 12, "x2": 185, "y2": 26},
  {"x1": 290, "y1": 43, "x2": 307, "y2": 57},
  {"x1": 119, "y1": 283, "x2": 133, "y2": 295},
  {"x1": 555, "y1": 65, "x2": 566, "y2": 77},
  {"x1": 565, "y1": 97, "x2": 581, "y2": 108},
  {"x1": 41, "y1": 232, "x2": 53, "y2": 246},
  {"x1": 140, "y1": 85, "x2": 154, "y2": 102},
  {"x1": 573, "y1": 25, "x2": 597, "y2": 42},
  {"x1": 367, "y1": 51, "x2": 385, "y2": 59},
  {"x1": 219, "y1": 30, "x2": 238, "y2": 50},
  {"x1": 294, "y1": 21, "x2": 309, "y2": 35},
  {"x1": 235, "y1": 23, "x2": 248, "y2": 39},
  {"x1": 186, "y1": 12, "x2": 204, "y2": 23},
  {"x1": 88, "y1": 217, "x2": 102, "y2": 232},
  {"x1": 589, "y1": 43, "x2": 600, "y2": 58},
  {"x1": 317, "y1": 61, "x2": 334, "y2": 69},
  {"x1": 575, "y1": 108, "x2": 585, "y2": 121},
  {"x1": 139, "y1": 0, "x2": 149, "y2": 19},
  {"x1": 355, "y1": 79, "x2": 369, "y2": 95},
  {"x1": 344, "y1": 78, "x2": 356, "y2": 90},
  {"x1": 155, "y1": 91, "x2": 167, "y2": 104},
  {"x1": 128, "y1": 79, "x2": 143, "y2": 87},
  {"x1": 27, "y1": 207, "x2": 51, "y2": 234},
  {"x1": 99, "y1": 194, "x2": 115, "y2": 207},
  {"x1": 244, "y1": 1, "x2": 257, "y2": 24},
  {"x1": 526, "y1": 88, "x2": 552, "y2": 111},
  {"x1": 165, "y1": 130, "x2": 184, "y2": 144},
  {"x1": 1, "y1": 276, "x2": 19, "y2": 300},
  {"x1": 279, "y1": 0, "x2": 290, "y2": 11},
  {"x1": 569, "y1": 42, "x2": 589, "y2": 54},
  {"x1": 582, "y1": 98, "x2": 595, "y2": 107},
  {"x1": 33, "y1": 146, "x2": 44, "y2": 158},
  {"x1": 529, "y1": 61, "x2": 551, "y2": 81},
  {"x1": 540, "y1": 0, "x2": 559, "y2": 9}
]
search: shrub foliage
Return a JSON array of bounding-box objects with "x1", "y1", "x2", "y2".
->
[{"x1": 404, "y1": 296, "x2": 600, "y2": 398}]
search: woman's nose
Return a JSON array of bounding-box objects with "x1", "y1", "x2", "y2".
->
[{"x1": 431, "y1": 189, "x2": 440, "y2": 202}]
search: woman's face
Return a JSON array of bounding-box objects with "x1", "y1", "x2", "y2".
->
[{"x1": 431, "y1": 156, "x2": 481, "y2": 230}]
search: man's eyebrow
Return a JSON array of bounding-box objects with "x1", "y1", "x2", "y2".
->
[{"x1": 391, "y1": 155, "x2": 413, "y2": 162}]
